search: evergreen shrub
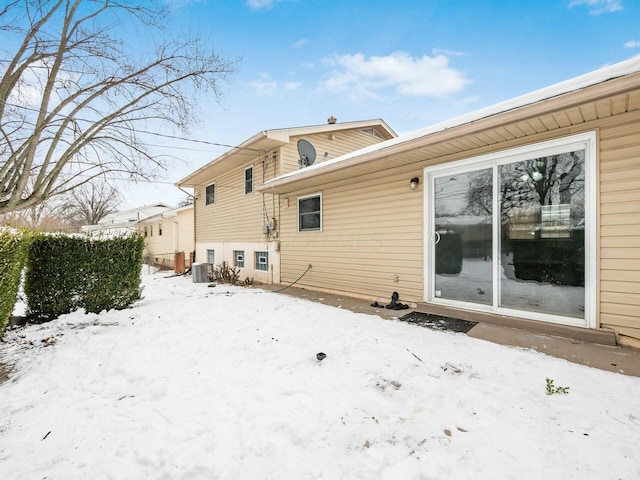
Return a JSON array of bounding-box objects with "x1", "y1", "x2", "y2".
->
[
  {"x1": 0, "y1": 228, "x2": 34, "y2": 335},
  {"x1": 24, "y1": 233, "x2": 144, "y2": 319},
  {"x1": 435, "y1": 230, "x2": 463, "y2": 275}
]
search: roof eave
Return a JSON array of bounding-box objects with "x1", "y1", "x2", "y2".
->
[
  {"x1": 176, "y1": 119, "x2": 397, "y2": 188},
  {"x1": 258, "y1": 65, "x2": 640, "y2": 195}
]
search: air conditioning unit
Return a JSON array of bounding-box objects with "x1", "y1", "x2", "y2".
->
[{"x1": 192, "y1": 263, "x2": 210, "y2": 283}]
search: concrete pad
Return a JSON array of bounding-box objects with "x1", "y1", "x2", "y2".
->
[{"x1": 264, "y1": 284, "x2": 640, "y2": 377}]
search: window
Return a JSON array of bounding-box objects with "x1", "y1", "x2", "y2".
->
[
  {"x1": 205, "y1": 183, "x2": 216, "y2": 205},
  {"x1": 234, "y1": 250, "x2": 245, "y2": 268},
  {"x1": 298, "y1": 194, "x2": 322, "y2": 231},
  {"x1": 158, "y1": 223, "x2": 163, "y2": 236},
  {"x1": 255, "y1": 251, "x2": 268, "y2": 271},
  {"x1": 427, "y1": 131, "x2": 596, "y2": 327},
  {"x1": 143, "y1": 226, "x2": 148, "y2": 237},
  {"x1": 207, "y1": 249, "x2": 215, "y2": 265},
  {"x1": 245, "y1": 166, "x2": 253, "y2": 195},
  {"x1": 150, "y1": 225, "x2": 153, "y2": 237}
]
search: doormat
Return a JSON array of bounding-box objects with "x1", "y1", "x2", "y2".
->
[{"x1": 399, "y1": 312, "x2": 478, "y2": 334}]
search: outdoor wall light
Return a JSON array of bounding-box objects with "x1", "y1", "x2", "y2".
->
[{"x1": 410, "y1": 177, "x2": 420, "y2": 189}]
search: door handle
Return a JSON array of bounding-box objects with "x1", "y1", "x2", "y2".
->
[{"x1": 435, "y1": 231, "x2": 441, "y2": 245}]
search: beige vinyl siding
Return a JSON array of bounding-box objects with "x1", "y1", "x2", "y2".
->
[
  {"x1": 276, "y1": 112, "x2": 640, "y2": 339},
  {"x1": 138, "y1": 208, "x2": 194, "y2": 268},
  {"x1": 175, "y1": 209, "x2": 195, "y2": 254},
  {"x1": 280, "y1": 129, "x2": 391, "y2": 174},
  {"x1": 141, "y1": 221, "x2": 175, "y2": 267},
  {"x1": 194, "y1": 127, "x2": 389, "y2": 245},
  {"x1": 265, "y1": 76, "x2": 640, "y2": 339},
  {"x1": 195, "y1": 157, "x2": 278, "y2": 244},
  {"x1": 599, "y1": 110, "x2": 640, "y2": 340},
  {"x1": 279, "y1": 169, "x2": 424, "y2": 302}
]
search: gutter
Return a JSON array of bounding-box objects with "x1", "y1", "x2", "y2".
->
[{"x1": 259, "y1": 63, "x2": 640, "y2": 194}]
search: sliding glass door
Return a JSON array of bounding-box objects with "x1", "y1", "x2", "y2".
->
[
  {"x1": 433, "y1": 168, "x2": 493, "y2": 305},
  {"x1": 426, "y1": 133, "x2": 595, "y2": 327},
  {"x1": 498, "y1": 152, "x2": 586, "y2": 318}
]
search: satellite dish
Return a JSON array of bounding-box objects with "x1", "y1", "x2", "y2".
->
[{"x1": 297, "y1": 139, "x2": 316, "y2": 168}]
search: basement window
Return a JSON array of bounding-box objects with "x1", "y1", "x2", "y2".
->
[
  {"x1": 255, "y1": 251, "x2": 268, "y2": 271},
  {"x1": 234, "y1": 250, "x2": 245, "y2": 268}
]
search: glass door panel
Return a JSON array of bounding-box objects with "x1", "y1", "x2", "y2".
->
[
  {"x1": 434, "y1": 169, "x2": 493, "y2": 305},
  {"x1": 498, "y1": 151, "x2": 586, "y2": 318}
]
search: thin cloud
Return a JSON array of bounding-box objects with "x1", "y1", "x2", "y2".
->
[
  {"x1": 624, "y1": 40, "x2": 640, "y2": 48},
  {"x1": 568, "y1": 0, "x2": 623, "y2": 14},
  {"x1": 293, "y1": 38, "x2": 308, "y2": 48},
  {"x1": 250, "y1": 74, "x2": 300, "y2": 95},
  {"x1": 432, "y1": 48, "x2": 465, "y2": 57},
  {"x1": 246, "y1": 0, "x2": 283, "y2": 10},
  {"x1": 319, "y1": 51, "x2": 469, "y2": 98},
  {"x1": 284, "y1": 81, "x2": 301, "y2": 91},
  {"x1": 163, "y1": 0, "x2": 204, "y2": 11},
  {"x1": 251, "y1": 74, "x2": 277, "y2": 96},
  {"x1": 5, "y1": 60, "x2": 77, "y2": 109}
]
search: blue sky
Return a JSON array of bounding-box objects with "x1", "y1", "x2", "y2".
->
[{"x1": 126, "y1": 0, "x2": 640, "y2": 206}]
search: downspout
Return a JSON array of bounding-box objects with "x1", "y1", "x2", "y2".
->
[{"x1": 177, "y1": 185, "x2": 197, "y2": 263}]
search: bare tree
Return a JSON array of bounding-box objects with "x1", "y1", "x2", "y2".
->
[
  {"x1": 0, "y1": 172, "x2": 68, "y2": 229},
  {"x1": 0, "y1": 196, "x2": 69, "y2": 231},
  {"x1": 0, "y1": 0, "x2": 237, "y2": 214},
  {"x1": 60, "y1": 180, "x2": 122, "y2": 228},
  {"x1": 465, "y1": 152, "x2": 585, "y2": 221}
]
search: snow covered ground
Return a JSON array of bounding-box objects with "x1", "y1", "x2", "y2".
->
[{"x1": 1, "y1": 269, "x2": 639, "y2": 479}]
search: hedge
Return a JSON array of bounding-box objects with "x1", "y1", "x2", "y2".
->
[
  {"x1": 435, "y1": 229, "x2": 463, "y2": 275},
  {"x1": 24, "y1": 233, "x2": 145, "y2": 319},
  {"x1": 0, "y1": 228, "x2": 34, "y2": 335},
  {"x1": 511, "y1": 231, "x2": 585, "y2": 286}
]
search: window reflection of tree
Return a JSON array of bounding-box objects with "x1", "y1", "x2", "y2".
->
[{"x1": 463, "y1": 151, "x2": 585, "y2": 224}]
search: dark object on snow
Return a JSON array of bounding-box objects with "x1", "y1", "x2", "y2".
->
[
  {"x1": 370, "y1": 301, "x2": 384, "y2": 308},
  {"x1": 316, "y1": 352, "x2": 326, "y2": 361},
  {"x1": 384, "y1": 291, "x2": 410, "y2": 310},
  {"x1": 386, "y1": 302, "x2": 409, "y2": 310},
  {"x1": 399, "y1": 312, "x2": 477, "y2": 334}
]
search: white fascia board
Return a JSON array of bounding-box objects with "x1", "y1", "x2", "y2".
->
[{"x1": 263, "y1": 56, "x2": 640, "y2": 187}]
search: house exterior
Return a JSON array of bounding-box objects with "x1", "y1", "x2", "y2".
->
[
  {"x1": 176, "y1": 119, "x2": 396, "y2": 283},
  {"x1": 258, "y1": 57, "x2": 640, "y2": 346},
  {"x1": 81, "y1": 203, "x2": 173, "y2": 236},
  {"x1": 136, "y1": 204, "x2": 194, "y2": 271}
]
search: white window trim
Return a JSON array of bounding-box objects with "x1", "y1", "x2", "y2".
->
[
  {"x1": 234, "y1": 250, "x2": 245, "y2": 268},
  {"x1": 255, "y1": 251, "x2": 269, "y2": 271},
  {"x1": 205, "y1": 182, "x2": 216, "y2": 205},
  {"x1": 244, "y1": 166, "x2": 254, "y2": 195},
  {"x1": 297, "y1": 192, "x2": 323, "y2": 232},
  {"x1": 423, "y1": 131, "x2": 597, "y2": 329}
]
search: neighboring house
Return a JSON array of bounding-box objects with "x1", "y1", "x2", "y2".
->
[
  {"x1": 177, "y1": 118, "x2": 396, "y2": 283},
  {"x1": 81, "y1": 203, "x2": 173, "y2": 236},
  {"x1": 258, "y1": 57, "x2": 640, "y2": 345},
  {"x1": 136, "y1": 204, "x2": 194, "y2": 271}
]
